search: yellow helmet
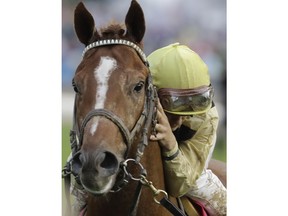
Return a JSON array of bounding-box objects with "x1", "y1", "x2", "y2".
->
[
  {"x1": 147, "y1": 43, "x2": 213, "y2": 115},
  {"x1": 147, "y1": 43, "x2": 210, "y2": 89}
]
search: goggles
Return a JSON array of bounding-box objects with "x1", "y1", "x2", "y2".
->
[{"x1": 158, "y1": 85, "x2": 214, "y2": 115}]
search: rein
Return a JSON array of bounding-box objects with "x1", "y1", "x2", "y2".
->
[{"x1": 62, "y1": 39, "x2": 185, "y2": 216}]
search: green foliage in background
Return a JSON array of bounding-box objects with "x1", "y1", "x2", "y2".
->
[{"x1": 62, "y1": 123, "x2": 72, "y2": 167}]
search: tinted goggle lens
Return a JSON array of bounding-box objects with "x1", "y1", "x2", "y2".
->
[{"x1": 158, "y1": 86, "x2": 214, "y2": 114}]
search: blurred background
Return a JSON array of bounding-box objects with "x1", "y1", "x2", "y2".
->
[{"x1": 62, "y1": 0, "x2": 226, "y2": 164}]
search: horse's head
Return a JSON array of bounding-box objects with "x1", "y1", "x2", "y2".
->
[{"x1": 71, "y1": 1, "x2": 154, "y2": 195}]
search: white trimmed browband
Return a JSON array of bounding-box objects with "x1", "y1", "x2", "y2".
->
[{"x1": 82, "y1": 39, "x2": 148, "y2": 63}]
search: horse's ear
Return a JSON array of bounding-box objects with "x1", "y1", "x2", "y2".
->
[
  {"x1": 74, "y1": 2, "x2": 99, "y2": 45},
  {"x1": 125, "y1": 0, "x2": 145, "y2": 43}
]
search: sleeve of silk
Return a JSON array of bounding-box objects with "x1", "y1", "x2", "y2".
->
[{"x1": 162, "y1": 106, "x2": 219, "y2": 197}]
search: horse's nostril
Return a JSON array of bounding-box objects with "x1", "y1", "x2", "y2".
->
[
  {"x1": 71, "y1": 152, "x2": 83, "y2": 185},
  {"x1": 81, "y1": 150, "x2": 119, "y2": 177},
  {"x1": 100, "y1": 151, "x2": 118, "y2": 170},
  {"x1": 78, "y1": 153, "x2": 84, "y2": 164}
]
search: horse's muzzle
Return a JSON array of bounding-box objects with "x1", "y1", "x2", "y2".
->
[{"x1": 79, "y1": 150, "x2": 120, "y2": 194}]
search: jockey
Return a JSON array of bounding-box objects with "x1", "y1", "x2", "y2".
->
[{"x1": 147, "y1": 43, "x2": 226, "y2": 215}]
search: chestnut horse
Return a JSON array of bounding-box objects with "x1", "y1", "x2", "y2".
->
[{"x1": 63, "y1": 1, "x2": 226, "y2": 216}]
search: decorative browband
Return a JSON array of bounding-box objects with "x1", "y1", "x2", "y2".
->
[{"x1": 82, "y1": 39, "x2": 147, "y2": 63}]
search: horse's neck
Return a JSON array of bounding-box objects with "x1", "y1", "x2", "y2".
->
[
  {"x1": 133, "y1": 140, "x2": 168, "y2": 215},
  {"x1": 140, "y1": 140, "x2": 165, "y2": 190}
]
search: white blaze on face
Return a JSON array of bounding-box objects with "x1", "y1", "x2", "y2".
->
[{"x1": 90, "y1": 56, "x2": 117, "y2": 135}]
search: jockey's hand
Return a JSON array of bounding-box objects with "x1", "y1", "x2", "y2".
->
[{"x1": 150, "y1": 99, "x2": 177, "y2": 152}]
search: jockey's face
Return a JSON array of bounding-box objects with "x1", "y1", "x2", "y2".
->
[{"x1": 165, "y1": 112, "x2": 185, "y2": 131}]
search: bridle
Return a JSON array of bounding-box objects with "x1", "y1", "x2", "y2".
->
[
  {"x1": 63, "y1": 39, "x2": 185, "y2": 216},
  {"x1": 63, "y1": 38, "x2": 158, "y2": 187},
  {"x1": 71, "y1": 38, "x2": 157, "y2": 165}
]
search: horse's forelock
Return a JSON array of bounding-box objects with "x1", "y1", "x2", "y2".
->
[
  {"x1": 91, "y1": 23, "x2": 141, "y2": 47},
  {"x1": 98, "y1": 23, "x2": 125, "y2": 39}
]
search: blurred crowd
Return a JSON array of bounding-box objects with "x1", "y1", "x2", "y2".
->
[{"x1": 62, "y1": 0, "x2": 226, "y2": 147}]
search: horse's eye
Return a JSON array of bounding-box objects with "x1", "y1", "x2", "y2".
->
[
  {"x1": 72, "y1": 79, "x2": 80, "y2": 93},
  {"x1": 134, "y1": 81, "x2": 144, "y2": 93}
]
